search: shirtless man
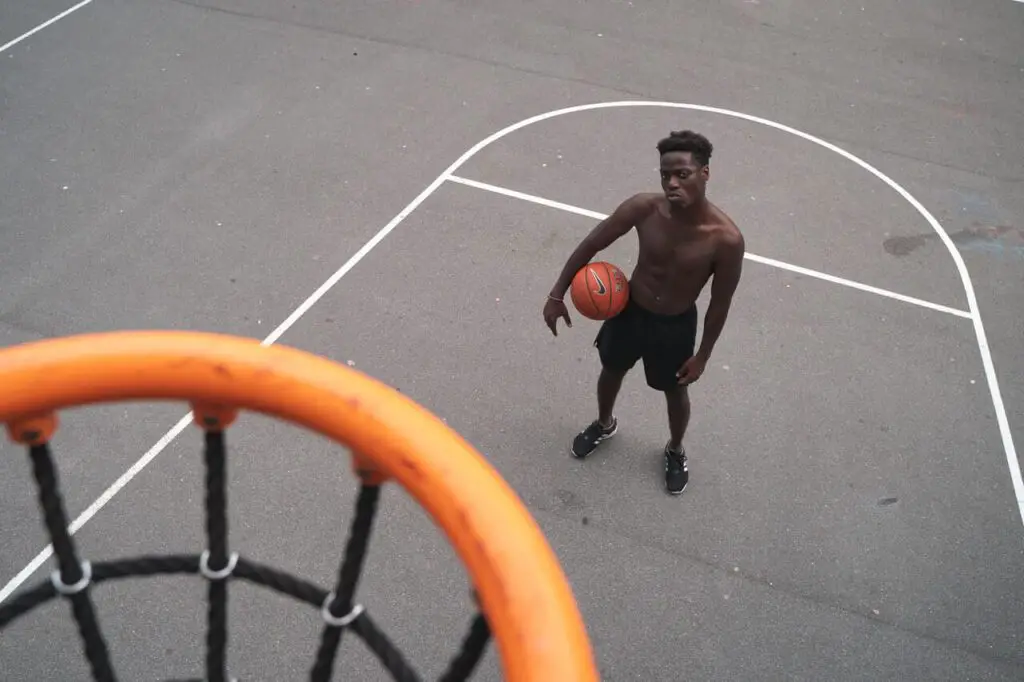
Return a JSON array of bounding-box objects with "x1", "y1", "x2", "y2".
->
[{"x1": 542, "y1": 130, "x2": 745, "y2": 495}]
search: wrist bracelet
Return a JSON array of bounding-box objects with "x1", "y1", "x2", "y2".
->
[{"x1": 547, "y1": 294, "x2": 563, "y2": 302}]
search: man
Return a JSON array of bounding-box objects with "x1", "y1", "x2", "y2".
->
[{"x1": 542, "y1": 130, "x2": 745, "y2": 495}]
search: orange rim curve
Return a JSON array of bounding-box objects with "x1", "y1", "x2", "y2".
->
[{"x1": 0, "y1": 330, "x2": 598, "y2": 681}]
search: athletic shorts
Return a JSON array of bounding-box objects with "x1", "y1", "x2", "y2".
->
[{"x1": 593, "y1": 296, "x2": 699, "y2": 392}]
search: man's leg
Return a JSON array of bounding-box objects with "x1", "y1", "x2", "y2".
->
[
  {"x1": 597, "y1": 365, "x2": 626, "y2": 427},
  {"x1": 642, "y1": 305, "x2": 698, "y2": 494},
  {"x1": 662, "y1": 384, "x2": 690, "y2": 494},
  {"x1": 572, "y1": 365, "x2": 626, "y2": 458},
  {"x1": 572, "y1": 310, "x2": 639, "y2": 459},
  {"x1": 664, "y1": 384, "x2": 690, "y2": 452}
]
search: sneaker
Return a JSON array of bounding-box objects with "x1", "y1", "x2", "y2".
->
[
  {"x1": 664, "y1": 443, "x2": 688, "y2": 494},
  {"x1": 571, "y1": 417, "x2": 618, "y2": 459}
]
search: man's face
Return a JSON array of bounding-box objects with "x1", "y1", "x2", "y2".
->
[{"x1": 660, "y1": 151, "x2": 708, "y2": 207}]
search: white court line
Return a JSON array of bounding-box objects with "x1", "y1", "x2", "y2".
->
[
  {"x1": 0, "y1": 0, "x2": 95, "y2": 55},
  {"x1": 440, "y1": 99, "x2": 1020, "y2": 528},
  {"x1": 0, "y1": 170, "x2": 459, "y2": 606},
  {"x1": 446, "y1": 175, "x2": 973, "y2": 320},
  {"x1": 0, "y1": 417, "x2": 193, "y2": 606},
  {"x1": 3, "y1": 99, "x2": 1021, "y2": 606}
]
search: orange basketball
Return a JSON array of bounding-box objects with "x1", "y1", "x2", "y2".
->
[{"x1": 569, "y1": 261, "x2": 629, "y2": 320}]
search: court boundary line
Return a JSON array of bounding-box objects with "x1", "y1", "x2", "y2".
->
[
  {"x1": 3, "y1": 99, "x2": 1020, "y2": 607},
  {"x1": 0, "y1": 0, "x2": 95, "y2": 55},
  {"x1": 445, "y1": 174, "x2": 973, "y2": 320}
]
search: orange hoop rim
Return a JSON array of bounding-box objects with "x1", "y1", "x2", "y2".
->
[{"x1": 0, "y1": 330, "x2": 598, "y2": 681}]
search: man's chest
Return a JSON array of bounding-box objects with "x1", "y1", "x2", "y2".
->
[{"x1": 638, "y1": 223, "x2": 718, "y2": 272}]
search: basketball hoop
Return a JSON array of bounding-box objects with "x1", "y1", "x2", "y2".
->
[{"x1": 0, "y1": 330, "x2": 598, "y2": 681}]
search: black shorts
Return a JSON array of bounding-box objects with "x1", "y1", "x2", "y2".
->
[{"x1": 594, "y1": 296, "x2": 699, "y2": 392}]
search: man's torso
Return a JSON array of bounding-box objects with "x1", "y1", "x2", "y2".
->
[{"x1": 628, "y1": 193, "x2": 738, "y2": 315}]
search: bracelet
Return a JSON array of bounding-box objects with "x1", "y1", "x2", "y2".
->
[{"x1": 547, "y1": 294, "x2": 563, "y2": 302}]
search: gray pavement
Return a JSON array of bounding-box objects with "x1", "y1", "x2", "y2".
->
[{"x1": 1, "y1": 0, "x2": 1022, "y2": 680}]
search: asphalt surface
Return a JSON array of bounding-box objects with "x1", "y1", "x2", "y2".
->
[{"x1": 1, "y1": 0, "x2": 1023, "y2": 680}]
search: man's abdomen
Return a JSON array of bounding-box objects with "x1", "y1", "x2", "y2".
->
[{"x1": 628, "y1": 271, "x2": 705, "y2": 316}]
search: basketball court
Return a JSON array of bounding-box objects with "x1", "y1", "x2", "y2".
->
[{"x1": 2, "y1": 1, "x2": 1023, "y2": 680}]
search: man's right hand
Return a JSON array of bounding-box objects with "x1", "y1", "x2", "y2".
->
[{"x1": 543, "y1": 297, "x2": 572, "y2": 336}]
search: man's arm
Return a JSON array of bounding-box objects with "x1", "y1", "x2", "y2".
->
[
  {"x1": 547, "y1": 194, "x2": 649, "y2": 300},
  {"x1": 695, "y1": 229, "x2": 745, "y2": 361}
]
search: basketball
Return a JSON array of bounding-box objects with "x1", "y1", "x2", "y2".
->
[{"x1": 569, "y1": 261, "x2": 629, "y2": 320}]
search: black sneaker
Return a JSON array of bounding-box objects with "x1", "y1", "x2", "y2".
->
[
  {"x1": 664, "y1": 443, "x2": 688, "y2": 494},
  {"x1": 571, "y1": 418, "x2": 618, "y2": 459}
]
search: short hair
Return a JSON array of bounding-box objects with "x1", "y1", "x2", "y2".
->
[{"x1": 656, "y1": 130, "x2": 713, "y2": 167}]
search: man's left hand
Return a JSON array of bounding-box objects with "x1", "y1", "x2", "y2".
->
[{"x1": 676, "y1": 354, "x2": 707, "y2": 386}]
